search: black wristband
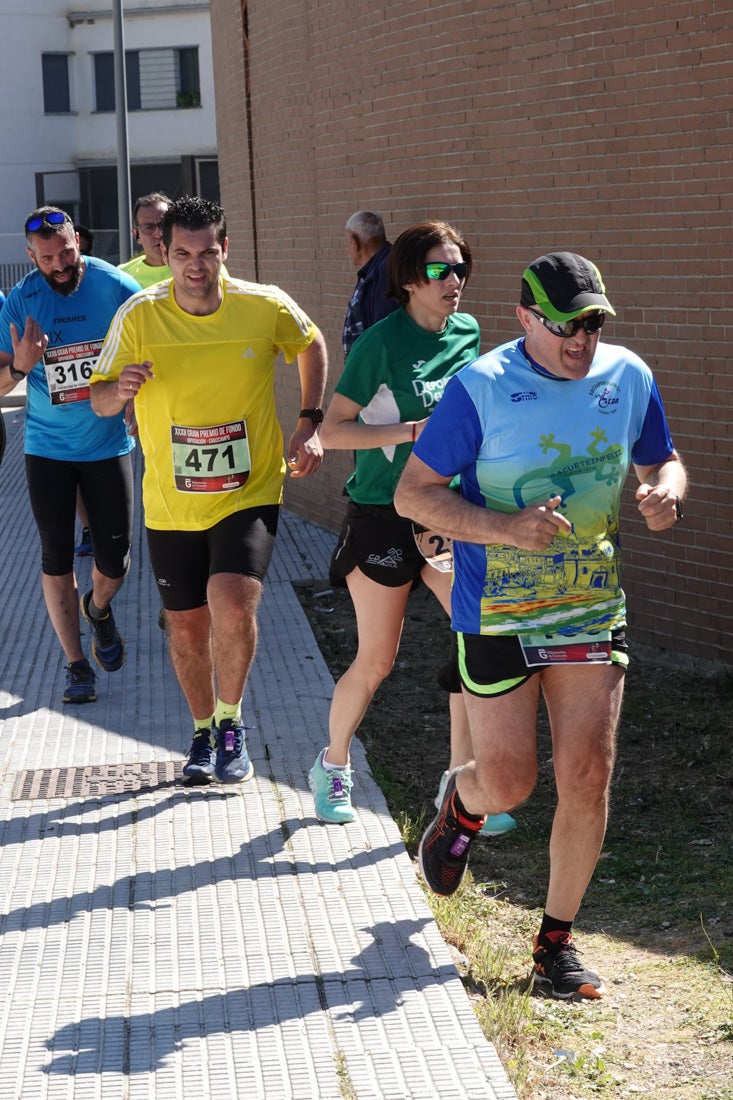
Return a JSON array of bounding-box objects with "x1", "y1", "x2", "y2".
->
[
  {"x1": 674, "y1": 496, "x2": 684, "y2": 522},
  {"x1": 8, "y1": 364, "x2": 25, "y2": 382}
]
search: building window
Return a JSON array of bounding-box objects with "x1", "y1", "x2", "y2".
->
[
  {"x1": 94, "y1": 48, "x2": 199, "y2": 112},
  {"x1": 94, "y1": 52, "x2": 141, "y2": 112},
  {"x1": 42, "y1": 54, "x2": 71, "y2": 113}
]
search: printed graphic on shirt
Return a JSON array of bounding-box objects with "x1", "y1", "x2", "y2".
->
[{"x1": 44, "y1": 340, "x2": 102, "y2": 405}]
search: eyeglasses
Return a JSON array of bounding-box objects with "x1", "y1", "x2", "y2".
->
[
  {"x1": 528, "y1": 308, "x2": 606, "y2": 337},
  {"x1": 136, "y1": 221, "x2": 163, "y2": 235},
  {"x1": 425, "y1": 261, "x2": 469, "y2": 281},
  {"x1": 25, "y1": 211, "x2": 69, "y2": 234}
]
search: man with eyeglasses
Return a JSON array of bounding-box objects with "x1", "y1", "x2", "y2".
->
[
  {"x1": 0, "y1": 206, "x2": 142, "y2": 704},
  {"x1": 118, "y1": 192, "x2": 173, "y2": 288},
  {"x1": 395, "y1": 251, "x2": 687, "y2": 1001}
]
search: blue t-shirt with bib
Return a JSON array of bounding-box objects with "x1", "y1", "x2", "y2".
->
[
  {"x1": 413, "y1": 337, "x2": 675, "y2": 636},
  {"x1": 0, "y1": 257, "x2": 139, "y2": 460}
]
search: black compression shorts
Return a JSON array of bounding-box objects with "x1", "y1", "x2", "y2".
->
[
  {"x1": 25, "y1": 452, "x2": 133, "y2": 577},
  {"x1": 146, "y1": 504, "x2": 279, "y2": 611}
]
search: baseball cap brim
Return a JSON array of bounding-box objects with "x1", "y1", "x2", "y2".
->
[{"x1": 521, "y1": 252, "x2": 616, "y2": 321}]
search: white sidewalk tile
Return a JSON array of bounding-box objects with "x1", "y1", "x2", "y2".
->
[{"x1": 0, "y1": 410, "x2": 516, "y2": 1099}]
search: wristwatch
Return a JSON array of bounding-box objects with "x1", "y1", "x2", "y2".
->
[
  {"x1": 299, "y1": 407, "x2": 324, "y2": 426},
  {"x1": 674, "y1": 495, "x2": 684, "y2": 522},
  {"x1": 8, "y1": 364, "x2": 26, "y2": 382}
]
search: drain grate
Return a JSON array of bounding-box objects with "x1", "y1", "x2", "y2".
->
[{"x1": 11, "y1": 761, "x2": 182, "y2": 801}]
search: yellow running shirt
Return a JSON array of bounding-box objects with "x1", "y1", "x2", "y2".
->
[{"x1": 93, "y1": 276, "x2": 318, "y2": 531}]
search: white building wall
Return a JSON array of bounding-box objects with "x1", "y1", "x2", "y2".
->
[{"x1": 0, "y1": 0, "x2": 218, "y2": 266}]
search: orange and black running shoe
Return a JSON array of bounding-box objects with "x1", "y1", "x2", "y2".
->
[
  {"x1": 418, "y1": 769, "x2": 485, "y2": 896},
  {"x1": 532, "y1": 932, "x2": 603, "y2": 1000}
]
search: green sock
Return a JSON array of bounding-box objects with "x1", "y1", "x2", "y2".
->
[
  {"x1": 194, "y1": 714, "x2": 215, "y2": 735},
  {"x1": 214, "y1": 700, "x2": 241, "y2": 727}
]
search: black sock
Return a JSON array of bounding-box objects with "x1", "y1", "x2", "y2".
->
[
  {"x1": 452, "y1": 782, "x2": 485, "y2": 825},
  {"x1": 538, "y1": 913, "x2": 573, "y2": 948}
]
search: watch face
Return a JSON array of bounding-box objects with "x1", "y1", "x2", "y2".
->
[{"x1": 311, "y1": 408, "x2": 324, "y2": 424}]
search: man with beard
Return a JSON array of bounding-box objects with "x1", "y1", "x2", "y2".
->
[{"x1": 0, "y1": 207, "x2": 141, "y2": 704}]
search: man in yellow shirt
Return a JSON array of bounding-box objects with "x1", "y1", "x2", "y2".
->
[
  {"x1": 92, "y1": 196, "x2": 328, "y2": 785},
  {"x1": 118, "y1": 192, "x2": 173, "y2": 288}
]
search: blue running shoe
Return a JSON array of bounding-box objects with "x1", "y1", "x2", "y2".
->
[
  {"x1": 62, "y1": 658, "x2": 97, "y2": 704},
  {"x1": 182, "y1": 729, "x2": 215, "y2": 785},
  {"x1": 80, "y1": 590, "x2": 125, "y2": 672},
  {"x1": 309, "y1": 748, "x2": 355, "y2": 823},
  {"x1": 214, "y1": 718, "x2": 254, "y2": 783},
  {"x1": 435, "y1": 770, "x2": 516, "y2": 837},
  {"x1": 75, "y1": 527, "x2": 93, "y2": 557}
]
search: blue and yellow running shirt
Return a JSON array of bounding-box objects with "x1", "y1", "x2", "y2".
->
[
  {"x1": 0, "y1": 258, "x2": 140, "y2": 461},
  {"x1": 412, "y1": 338, "x2": 675, "y2": 636},
  {"x1": 92, "y1": 276, "x2": 318, "y2": 531},
  {"x1": 336, "y1": 307, "x2": 481, "y2": 505}
]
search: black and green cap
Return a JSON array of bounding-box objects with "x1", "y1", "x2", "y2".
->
[{"x1": 520, "y1": 252, "x2": 616, "y2": 322}]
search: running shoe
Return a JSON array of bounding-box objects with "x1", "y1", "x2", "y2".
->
[
  {"x1": 80, "y1": 590, "x2": 125, "y2": 672},
  {"x1": 75, "y1": 527, "x2": 93, "y2": 557},
  {"x1": 62, "y1": 658, "x2": 97, "y2": 704},
  {"x1": 434, "y1": 770, "x2": 517, "y2": 837},
  {"x1": 418, "y1": 769, "x2": 485, "y2": 896},
  {"x1": 182, "y1": 729, "x2": 215, "y2": 785},
  {"x1": 309, "y1": 748, "x2": 355, "y2": 823},
  {"x1": 214, "y1": 718, "x2": 254, "y2": 783},
  {"x1": 532, "y1": 932, "x2": 603, "y2": 1000}
]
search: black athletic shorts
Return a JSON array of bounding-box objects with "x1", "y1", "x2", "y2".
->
[
  {"x1": 146, "y1": 504, "x2": 279, "y2": 611},
  {"x1": 454, "y1": 626, "x2": 630, "y2": 698},
  {"x1": 25, "y1": 452, "x2": 133, "y2": 577},
  {"x1": 433, "y1": 629, "x2": 629, "y2": 695},
  {"x1": 329, "y1": 500, "x2": 427, "y2": 589}
]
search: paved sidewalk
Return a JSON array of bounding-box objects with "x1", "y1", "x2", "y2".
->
[{"x1": 0, "y1": 407, "x2": 516, "y2": 1100}]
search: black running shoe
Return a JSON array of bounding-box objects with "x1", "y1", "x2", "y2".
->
[
  {"x1": 62, "y1": 658, "x2": 97, "y2": 704},
  {"x1": 80, "y1": 590, "x2": 125, "y2": 672},
  {"x1": 182, "y1": 729, "x2": 215, "y2": 785},
  {"x1": 532, "y1": 933, "x2": 603, "y2": 1000},
  {"x1": 418, "y1": 769, "x2": 485, "y2": 896}
]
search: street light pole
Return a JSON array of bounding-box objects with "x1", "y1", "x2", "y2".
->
[{"x1": 113, "y1": 0, "x2": 132, "y2": 262}]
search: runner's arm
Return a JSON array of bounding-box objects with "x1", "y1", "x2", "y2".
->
[
  {"x1": 395, "y1": 452, "x2": 572, "y2": 552},
  {"x1": 634, "y1": 450, "x2": 687, "y2": 531}
]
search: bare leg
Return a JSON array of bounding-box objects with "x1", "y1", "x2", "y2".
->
[
  {"x1": 90, "y1": 563, "x2": 126, "y2": 611},
  {"x1": 542, "y1": 663, "x2": 624, "y2": 920},
  {"x1": 42, "y1": 572, "x2": 84, "y2": 663},
  {"x1": 420, "y1": 565, "x2": 473, "y2": 767},
  {"x1": 458, "y1": 679, "x2": 541, "y2": 816},
  {"x1": 165, "y1": 574, "x2": 261, "y2": 723},
  {"x1": 165, "y1": 604, "x2": 215, "y2": 722},
  {"x1": 207, "y1": 573, "x2": 262, "y2": 704},
  {"x1": 326, "y1": 569, "x2": 412, "y2": 766}
]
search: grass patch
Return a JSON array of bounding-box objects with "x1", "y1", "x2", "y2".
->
[{"x1": 296, "y1": 579, "x2": 733, "y2": 1099}]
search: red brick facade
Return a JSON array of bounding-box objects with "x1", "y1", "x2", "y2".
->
[{"x1": 210, "y1": 0, "x2": 732, "y2": 664}]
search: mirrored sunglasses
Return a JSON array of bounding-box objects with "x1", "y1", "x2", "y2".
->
[
  {"x1": 425, "y1": 261, "x2": 469, "y2": 281},
  {"x1": 25, "y1": 211, "x2": 69, "y2": 234}
]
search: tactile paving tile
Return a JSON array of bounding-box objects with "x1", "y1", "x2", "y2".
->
[{"x1": 0, "y1": 409, "x2": 516, "y2": 1099}]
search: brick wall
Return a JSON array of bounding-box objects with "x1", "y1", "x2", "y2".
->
[{"x1": 211, "y1": 0, "x2": 733, "y2": 664}]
